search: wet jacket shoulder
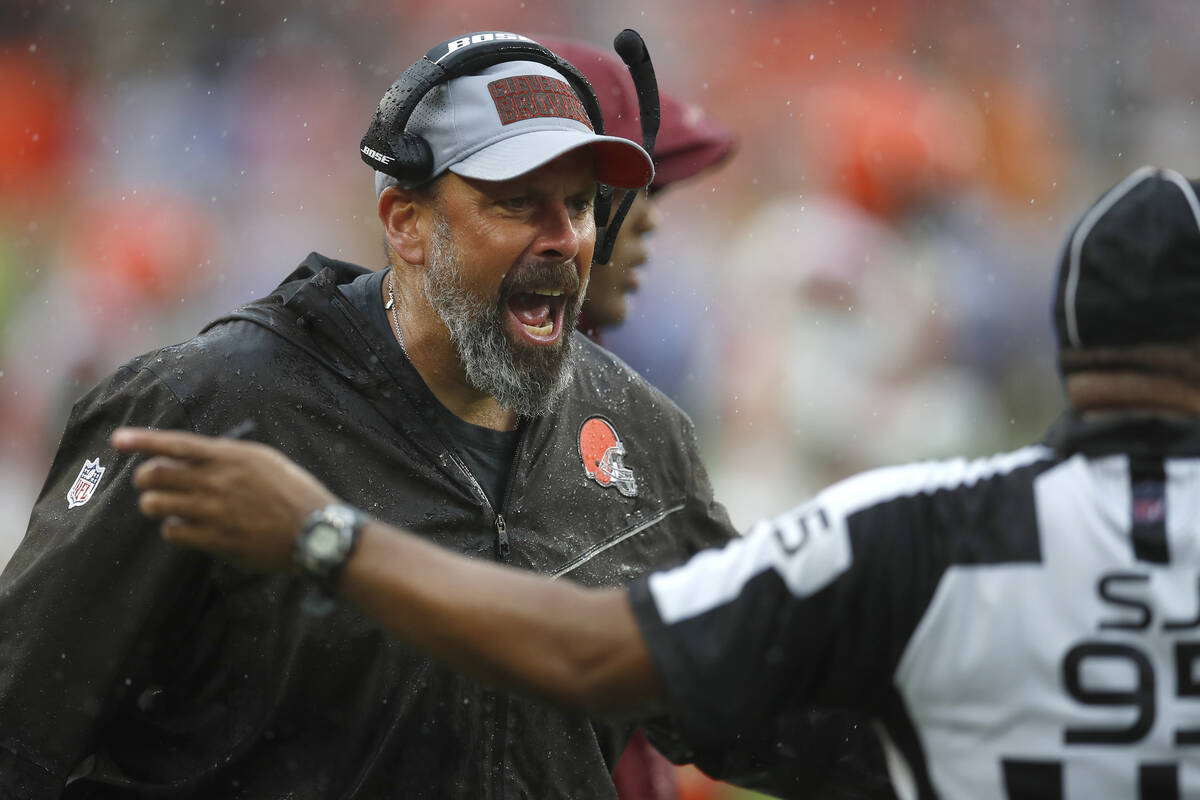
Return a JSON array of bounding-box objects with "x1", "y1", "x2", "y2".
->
[{"x1": 0, "y1": 362, "x2": 207, "y2": 796}]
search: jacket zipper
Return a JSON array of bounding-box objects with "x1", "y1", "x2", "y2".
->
[
  {"x1": 488, "y1": 425, "x2": 529, "y2": 799},
  {"x1": 494, "y1": 514, "x2": 509, "y2": 559},
  {"x1": 444, "y1": 447, "x2": 521, "y2": 563},
  {"x1": 550, "y1": 501, "x2": 687, "y2": 579},
  {"x1": 447, "y1": 425, "x2": 528, "y2": 799},
  {"x1": 446, "y1": 452, "x2": 501, "y2": 552}
]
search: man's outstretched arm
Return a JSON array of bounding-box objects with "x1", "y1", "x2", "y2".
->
[{"x1": 111, "y1": 427, "x2": 665, "y2": 715}]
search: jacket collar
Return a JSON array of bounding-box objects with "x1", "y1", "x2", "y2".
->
[{"x1": 207, "y1": 254, "x2": 470, "y2": 460}]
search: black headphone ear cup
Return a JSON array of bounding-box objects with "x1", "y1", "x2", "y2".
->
[{"x1": 387, "y1": 132, "x2": 435, "y2": 182}]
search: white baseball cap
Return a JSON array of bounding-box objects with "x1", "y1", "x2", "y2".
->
[{"x1": 375, "y1": 60, "x2": 653, "y2": 195}]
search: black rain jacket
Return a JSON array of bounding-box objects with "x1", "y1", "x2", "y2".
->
[{"x1": 0, "y1": 254, "x2": 736, "y2": 799}]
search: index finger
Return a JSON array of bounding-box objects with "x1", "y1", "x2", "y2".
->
[{"x1": 111, "y1": 427, "x2": 227, "y2": 461}]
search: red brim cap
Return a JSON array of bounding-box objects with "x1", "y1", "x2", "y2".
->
[{"x1": 649, "y1": 89, "x2": 736, "y2": 190}]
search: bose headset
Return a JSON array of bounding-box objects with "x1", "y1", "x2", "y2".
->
[{"x1": 359, "y1": 29, "x2": 660, "y2": 266}]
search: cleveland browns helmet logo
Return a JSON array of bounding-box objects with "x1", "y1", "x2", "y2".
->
[{"x1": 578, "y1": 416, "x2": 638, "y2": 497}]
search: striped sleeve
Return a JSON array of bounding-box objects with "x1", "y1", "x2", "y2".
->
[{"x1": 628, "y1": 446, "x2": 1053, "y2": 750}]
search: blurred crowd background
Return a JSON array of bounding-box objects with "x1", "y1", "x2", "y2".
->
[
  {"x1": 2, "y1": 0, "x2": 1199, "y2": 655},
  {"x1": 5, "y1": 0, "x2": 1200, "y2": 555},
  {"x1": 2, "y1": 0, "x2": 1198, "y2": 796}
]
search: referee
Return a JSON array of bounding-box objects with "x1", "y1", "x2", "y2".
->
[{"x1": 117, "y1": 166, "x2": 1200, "y2": 799}]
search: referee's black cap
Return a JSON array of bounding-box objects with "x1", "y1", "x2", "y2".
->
[{"x1": 1054, "y1": 166, "x2": 1200, "y2": 352}]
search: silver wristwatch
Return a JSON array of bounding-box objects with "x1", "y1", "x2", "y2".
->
[{"x1": 293, "y1": 504, "x2": 366, "y2": 595}]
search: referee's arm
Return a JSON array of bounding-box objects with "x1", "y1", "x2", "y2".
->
[
  {"x1": 112, "y1": 426, "x2": 666, "y2": 715},
  {"x1": 345, "y1": 518, "x2": 662, "y2": 714}
]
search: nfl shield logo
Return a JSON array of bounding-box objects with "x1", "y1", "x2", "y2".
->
[{"x1": 67, "y1": 458, "x2": 106, "y2": 509}]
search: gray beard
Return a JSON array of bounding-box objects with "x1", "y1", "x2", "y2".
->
[{"x1": 422, "y1": 215, "x2": 582, "y2": 418}]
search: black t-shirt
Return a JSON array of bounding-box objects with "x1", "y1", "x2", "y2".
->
[{"x1": 338, "y1": 269, "x2": 519, "y2": 509}]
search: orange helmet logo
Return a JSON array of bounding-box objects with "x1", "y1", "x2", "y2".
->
[{"x1": 579, "y1": 416, "x2": 638, "y2": 497}]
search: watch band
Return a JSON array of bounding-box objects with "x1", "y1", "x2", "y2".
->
[{"x1": 293, "y1": 504, "x2": 366, "y2": 596}]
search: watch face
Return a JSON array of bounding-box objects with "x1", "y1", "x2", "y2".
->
[
  {"x1": 307, "y1": 524, "x2": 342, "y2": 560},
  {"x1": 295, "y1": 505, "x2": 363, "y2": 588}
]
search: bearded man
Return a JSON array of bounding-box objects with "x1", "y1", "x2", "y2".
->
[{"x1": 0, "y1": 35, "x2": 738, "y2": 798}]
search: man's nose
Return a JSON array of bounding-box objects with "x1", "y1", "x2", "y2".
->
[{"x1": 532, "y1": 201, "x2": 585, "y2": 262}]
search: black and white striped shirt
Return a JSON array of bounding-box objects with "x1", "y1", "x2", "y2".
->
[{"x1": 630, "y1": 414, "x2": 1200, "y2": 799}]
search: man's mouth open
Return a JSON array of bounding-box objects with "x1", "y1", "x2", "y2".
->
[{"x1": 506, "y1": 289, "x2": 569, "y2": 345}]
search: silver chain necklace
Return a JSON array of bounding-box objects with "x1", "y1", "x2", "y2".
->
[{"x1": 384, "y1": 270, "x2": 407, "y2": 354}]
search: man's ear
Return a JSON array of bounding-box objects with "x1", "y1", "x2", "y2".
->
[{"x1": 378, "y1": 186, "x2": 429, "y2": 267}]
